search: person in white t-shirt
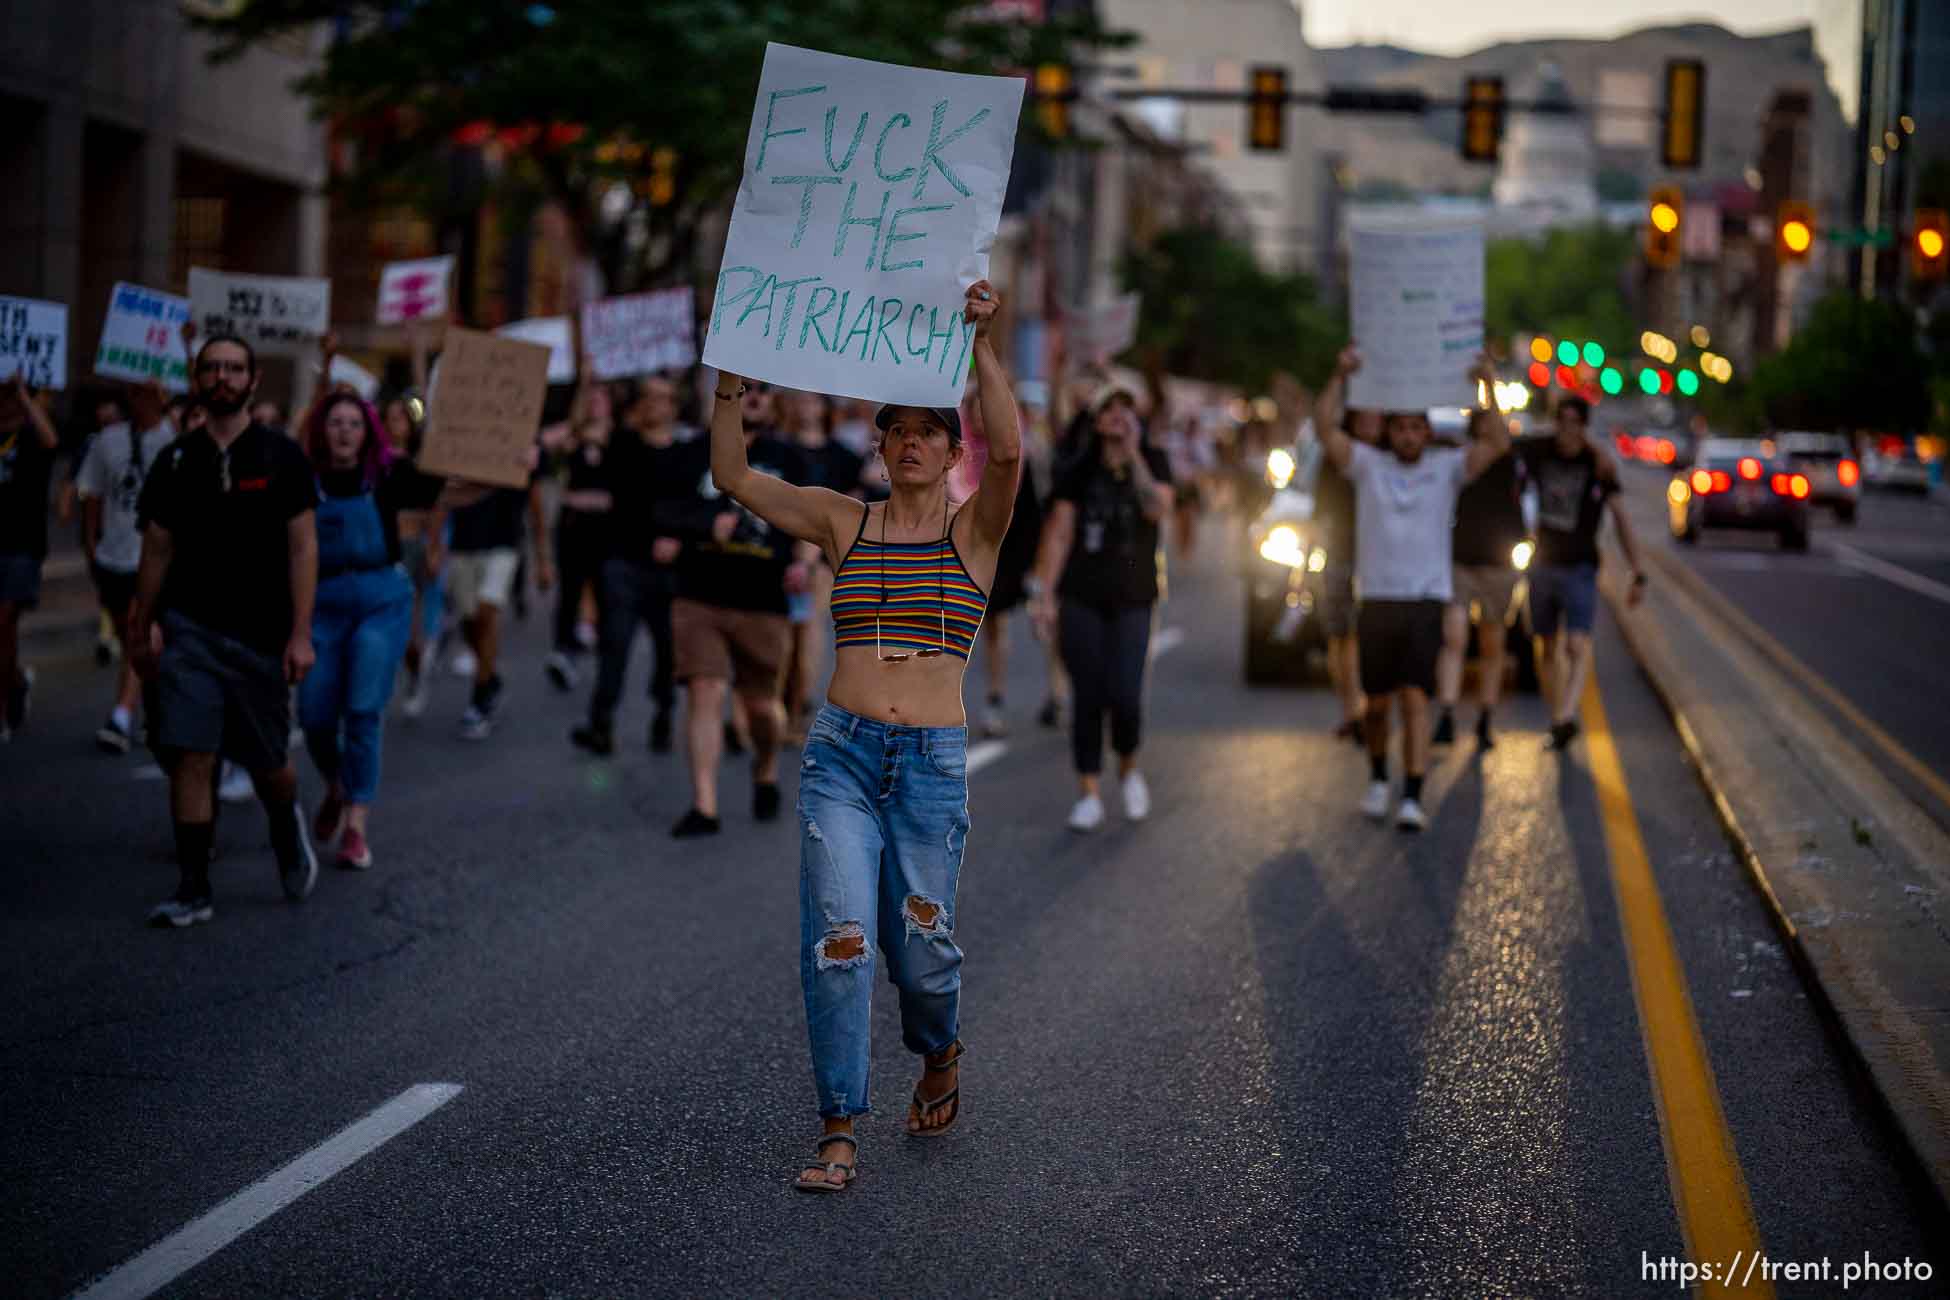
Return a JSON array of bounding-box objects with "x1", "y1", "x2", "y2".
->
[
  {"x1": 1317, "y1": 344, "x2": 1508, "y2": 831},
  {"x1": 76, "y1": 381, "x2": 174, "y2": 753}
]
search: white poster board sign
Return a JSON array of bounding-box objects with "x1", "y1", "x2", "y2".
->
[
  {"x1": 495, "y1": 316, "x2": 576, "y2": 384},
  {"x1": 188, "y1": 268, "x2": 331, "y2": 359},
  {"x1": 1346, "y1": 216, "x2": 1483, "y2": 412},
  {"x1": 703, "y1": 42, "x2": 1023, "y2": 406},
  {"x1": 0, "y1": 296, "x2": 69, "y2": 390},
  {"x1": 327, "y1": 355, "x2": 380, "y2": 401},
  {"x1": 1069, "y1": 292, "x2": 1140, "y2": 358},
  {"x1": 95, "y1": 282, "x2": 192, "y2": 393},
  {"x1": 581, "y1": 288, "x2": 697, "y2": 380},
  {"x1": 377, "y1": 256, "x2": 454, "y2": 325}
]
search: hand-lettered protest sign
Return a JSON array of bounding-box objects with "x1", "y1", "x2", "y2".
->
[
  {"x1": 494, "y1": 316, "x2": 576, "y2": 384},
  {"x1": 1068, "y1": 292, "x2": 1140, "y2": 360},
  {"x1": 377, "y1": 256, "x2": 454, "y2": 326},
  {"x1": 703, "y1": 43, "x2": 1024, "y2": 406},
  {"x1": 581, "y1": 288, "x2": 697, "y2": 381},
  {"x1": 188, "y1": 268, "x2": 332, "y2": 360},
  {"x1": 1346, "y1": 215, "x2": 1484, "y2": 412},
  {"x1": 96, "y1": 282, "x2": 192, "y2": 393},
  {"x1": 0, "y1": 296, "x2": 69, "y2": 390},
  {"x1": 327, "y1": 355, "x2": 380, "y2": 401},
  {"x1": 418, "y1": 327, "x2": 551, "y2": 489}
]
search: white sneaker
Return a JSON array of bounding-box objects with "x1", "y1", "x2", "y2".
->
[
  {"x1": 1067, "y1": 793, "x2": 1106, "y2": 832},
  {"x1": 1121, "y1": 771, "x2": 1151, "y2": 821},
  {"x1": 544, "y1": 650, "x2": 578, "y2": 692},
  {"x1": 217, "y1": 763, "x2": 255, "y2": 804},
  {"x1": 450, "y1": 648, "x2": 478, "y2": 678},
  {"x1": 981, "y1": 705, "x2": 1007, "y2": 738},
  {"x1": 401, "y1": 667, "x2": 430, "y2": 718},
  {"x1": 1395, "y1": 798, "x2": 1428, "y2": 833},
  {"x1": 1359, "y1": 780, "x2": 1391, "y2": 820}
]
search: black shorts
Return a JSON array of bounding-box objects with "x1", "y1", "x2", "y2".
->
[
  {"x1": 92, "y1": 563, "x2": 138, "y2": 620},
  {"x1": 152, "y1": 611, "x2": 292, "y2": 772},
  {"x1": 1357, "y1": 599, "x2": 1444, "y2": 696}
]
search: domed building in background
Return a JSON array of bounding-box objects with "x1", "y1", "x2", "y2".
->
[{"x1": 1492, "y1": 64, "x2": 1599, "y2": 221}]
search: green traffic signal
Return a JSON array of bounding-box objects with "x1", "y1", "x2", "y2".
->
[
  {"x1": 1638, "y1": 368, "x2": 1660, "y2": 395},
  {"x1": 1600, "y1": 367, "x2": 1622, "y2": 395},
  {"x1": 1676, "y1": 369, "x2": 1699, "y2": 396},
  {"x1": 1556, "y1": 339, "x2": 1579, "y2": 366},
  {"x1": 1582, "y1": 341, "x2": 1604, "y2": 367}
]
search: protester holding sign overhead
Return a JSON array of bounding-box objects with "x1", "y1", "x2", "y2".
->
[
  {"x1": 707, "y1": 277, "x2": 1017, "y2": 1191},
  {"x1": 130, "y1": 334, "x2": 322, "y2": 926},
  {"x1": 1317, "y1": 344, "x2": 1509, "y2": 834},
  {"x1": 0, "y1": 376, "x2": 62, "y2": 740}
]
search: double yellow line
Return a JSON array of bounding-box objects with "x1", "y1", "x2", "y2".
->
[{"x1": 1581, "y1": 673, "x2": 1774, "y2": 1297}]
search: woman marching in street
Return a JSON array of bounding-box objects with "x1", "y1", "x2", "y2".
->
[
  {"x1": 298, "y1": 389, "x2": 473, "y2": 869},
  {"x1": 708, "y1": 281, "x2": 1018, "y2": 1194},
  {"x1": 1027, "y1": 386, "x2": 1175, "y2": 832}
]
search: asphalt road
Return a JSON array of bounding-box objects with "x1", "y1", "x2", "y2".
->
[
  {"x1": 1625, "y1": 471, "x2": 1950, "y2": 822},
  {"x1": 3, "y1": 530, "x2": 1944, "y2": 1297}
]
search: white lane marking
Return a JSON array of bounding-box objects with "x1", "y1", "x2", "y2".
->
[
  {"x1": 1151, "y1": 625, "x2": 1185, "y2": 658},
  {"x1": 72, "y1": 1083, "x2": 463, "y2": 1300},
  {"x1": 966, "y1": 740, "x2": 1006, "y2": 774},
  {"x1": 1828, "y1": 540, "x2": 1950, "y2": 608}
]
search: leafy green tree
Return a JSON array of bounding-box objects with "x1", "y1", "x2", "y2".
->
[
  {"x1": 1749, "y1": 291, "x2": 1931, "y2": 433},
  {"x1": 199, "y1": 1, "x2": 1125, "y2": 289},
  {"x1": 1484, "y1": 223, "x2": 1637, "y2": 355},
  {"x1": 1119, "y1": 225, "x2": 1344, "y2": 392}
]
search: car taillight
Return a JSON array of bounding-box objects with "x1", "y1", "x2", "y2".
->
[
  {"x1": 1616, "y1": 433, "x2": 1635, "y2": 457},
  {"x1": 1656, "y1": 439, "x2": 1676, "y2": 464},
  {"x1": 1791, "y1": 474, "x2": 1810, "y2": 499},
  {"x1": 1738, "y1": 457, "x2": 1762, "y2": 480},
  {"x1": 1710, "y1": 471, "x2": 1731, "y2": 492},
  {"x1": 1838, "y1": 458, "x2": 1859, "y2": 487},
  {"x1": 1690, "y1": 468, "x2": 1712, "y2": 494},
  {"x1": 1771, "y1": 472, "x2": 1790, "y2": 495},
  {"x1": 1636, "y1": 435, "x2": 1658, "y2": 459}
]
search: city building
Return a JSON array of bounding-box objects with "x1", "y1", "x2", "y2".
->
[
  {"x1": 0, "y1": 0, "x2": 329, "y2": 400},
  {"x1": 1491, "y1": 65, "x2": 1601, "y2": 224}
]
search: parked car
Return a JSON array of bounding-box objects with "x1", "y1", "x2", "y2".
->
[
  {"x1": 1775, "y1": 430, "x2": 1860, "y2": 522},
  {"x1": 1668, "y1": 438, "x2": 1811, "y2": 550},
  {"x1": 1862, "y1": 435, "x2": 1933, "y2": 494}
]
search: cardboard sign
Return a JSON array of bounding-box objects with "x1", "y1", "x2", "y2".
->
[
  {"x1": 581, "y1": 288, "x2": 697, "y2": 380},
  {"x1": 95, "y1": 282, "x2": 192, "y2": 393},
  {"x1": 0, "y1": 296, "x2": 68, "y2": 390},
  {"x1": 703, "y1": 42, "x2": 1023, "y2": 406},
  {"x1": 1346, "y1": 215, "x2": 1484, "y2": 412},
  {"x1": 1068, "y1": 292, "x2": 1140, "y2": 359},
  {"x1": 188, "y1": 268, "x2": 331, "y2": 359},
  {"x1": 417, "y1": 327, "x2": 551, "y2": 488},
  {"x1": 494, "y1": 316, "x2": 576, "y2": 384},
  {"x1": 377, "y1": 256, "x2": 454, "y2": 325}
]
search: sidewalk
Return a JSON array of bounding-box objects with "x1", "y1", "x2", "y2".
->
[{"x1": 1604, "y1": 481, "x2": 1950, "y2": 1210}]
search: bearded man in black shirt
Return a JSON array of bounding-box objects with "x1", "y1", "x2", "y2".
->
[{"x1": 131, "y1": 334, "x2": 321, "y2": 926}]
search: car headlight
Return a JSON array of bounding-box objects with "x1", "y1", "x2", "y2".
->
[
  {"x1": 1265, "y1": 447, "x2": 1295, "y2": 490},
  {"x1": 1307, "y1": 546, "x2": 1327, "y2": 573},
  {"x1": 1511, "y1": 539, "x2": 1534, "y2": 571},
  {"x1": 1258, "y1": 524, "x2": 1307, "y2": 568}
]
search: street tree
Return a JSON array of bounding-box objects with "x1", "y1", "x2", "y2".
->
[
  {"x1": 1484, "y1": 223, "x2": 1637, "y2": 357},
  {"x1": 1119, "y1": 225, "x2": 1344, "y2": 393},
  {"x1": 1750, "y1": 291, "x2": 1931, "y2": 434},
  {"x1": 197, "y1": 1, "x2": 1125, "y2": 295}
]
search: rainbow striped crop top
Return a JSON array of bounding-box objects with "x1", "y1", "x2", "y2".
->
[{"x1": 831, "y1": 504, "x2": 988, "y2": 660}]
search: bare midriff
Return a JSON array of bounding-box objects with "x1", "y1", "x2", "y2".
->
[{"x1": 825, "y1": 649, "x2": 971, "y2": 728}]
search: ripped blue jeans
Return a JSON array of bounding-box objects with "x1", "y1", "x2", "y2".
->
[{"x1": 798, "y1": 703, "x2": 970, "y2": 1119}]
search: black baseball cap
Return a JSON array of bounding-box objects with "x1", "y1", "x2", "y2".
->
[{"x1": 874, "y1": 403, "x2": 962, "y2": 444}]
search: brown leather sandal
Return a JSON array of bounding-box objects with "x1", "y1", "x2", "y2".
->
[
  {"x1": 794, "y1": 1132, "x2": 857, "y2": 1193},
  {"x1": 907, "y1": 1039, "x2": 967, "y2": 1138}
]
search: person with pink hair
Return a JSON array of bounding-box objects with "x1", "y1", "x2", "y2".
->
[{"x1": 297, "y1": 390, "x2": 462, "y2": 868}]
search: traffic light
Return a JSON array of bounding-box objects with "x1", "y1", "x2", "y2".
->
[
  {"x1": 1646, "y1": 186, "x2": 1683, "y2": 269},
  {"x1": 1662, "y1": 59, "x2": 1705, "y2": 169},
  {"x1": 1035, "y1": 63, "x2": 1072, "y2": 140},
  {"x1": 1775, "y1": 199, "x2": 1815, "y2": 262},
  {"x1": 1914, "y1": 208, "x2": 1948, "y2": 281},
  {"x1": 1460, "y1": 76, "x2": 1503, "y2": 163},
  {"x1": 647, "y1": 147, "x2": 677, "y2": 207},
  {"x1": 1248, "y1": 66, "x2": 1287, "y2": 152}
]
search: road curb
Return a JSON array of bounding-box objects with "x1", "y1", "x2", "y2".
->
[{"x1": 1601, "y1": 563, "x2": 1950, "y2": 1217}]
